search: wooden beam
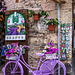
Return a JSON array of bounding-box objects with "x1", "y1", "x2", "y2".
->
[
  {"x1": 52, "y1": 0, "x2": 66, "y2": 4},
  {"x1": 52, "y1": 0, "x2": 60, "y2": 3}
]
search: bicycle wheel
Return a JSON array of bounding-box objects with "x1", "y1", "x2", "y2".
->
[
  {"x1": 53, "y1": 60, "x2": 66, "y2": 75},
  {"x1": 4, "y1": 61, "x2": 23, "y2": 75},
  {"x1": 40, "y1": 60, "x2": 66, "y2": 75}
]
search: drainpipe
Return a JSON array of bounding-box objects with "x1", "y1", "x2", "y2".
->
[{"x1": 57, "y1": 3, "x2": 60, "y2": 75}]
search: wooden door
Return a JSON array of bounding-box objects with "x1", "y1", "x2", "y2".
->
[{"x1": 5, "y1": 9, "x2": 28, "y2": 75}]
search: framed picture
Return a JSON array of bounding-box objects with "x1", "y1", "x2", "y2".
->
[{"x1": 5, "y1": 12, "x2": 26, "y2": 40}]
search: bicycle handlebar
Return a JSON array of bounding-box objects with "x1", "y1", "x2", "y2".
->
[{"x1": 22, "y1": 45, "x2": 30, "y2": 49}]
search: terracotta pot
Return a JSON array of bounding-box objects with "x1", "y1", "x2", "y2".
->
[
  {"x1": 48, "y1": 25, "x2": 55, "y2": 31},
  {"x1": 33, "y1": 14, "x2": 39, "y2": 21}
]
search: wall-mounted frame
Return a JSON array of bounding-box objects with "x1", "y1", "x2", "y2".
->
[{"x1": 5, "y1": 12, "x2": 26, "y2": 40}]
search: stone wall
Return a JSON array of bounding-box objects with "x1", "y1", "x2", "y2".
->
[{"x1": 4, "y1": 0, "x2": 72, "y2": 74}]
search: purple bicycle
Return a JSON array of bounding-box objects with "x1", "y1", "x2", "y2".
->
[{"x1": 4, "y1": 45, "x2": 66, "y2": 75}]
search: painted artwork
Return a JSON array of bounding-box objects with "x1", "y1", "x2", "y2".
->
[
  {"x1": 5, "y1": 12, "x2": 26, "y2": 40},
  {"x1": 61, "y1": 23, "x2": 70, "y2": 60}
]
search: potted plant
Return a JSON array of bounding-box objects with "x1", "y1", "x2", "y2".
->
[
  {"x1": 4, "y1": 43, "x2": 19, "y2": 60},
  {"x1": 44, "y1": 17, "x2": 59, "y2": 31},
  {"x1": 29, "y1": 10, "x2": 49, "y2": 21},
  {"x1": 29, "y1": 10, "x2": 39, "y2": 21},
  {"x1": 42, "y1": 41, "x2": 58, "y2": 59}
]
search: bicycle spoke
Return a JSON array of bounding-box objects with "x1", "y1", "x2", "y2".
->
[
  {"x1": 13, "y1": 71, "x2": 21, "y2": 73},
  {"x1": 9, "y1": 63, "x2": 12, "y2": 71},
  {"x1": 54, "y1": 65, "x2": 62, "y2": 72}
]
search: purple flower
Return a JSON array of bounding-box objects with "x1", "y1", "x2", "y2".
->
[
  {"x1": 47, "y1": 17, "x2": 52, "y2": 19},
  {"x1": 48, "y1": 43, "x2": 50, "y2": 45},
  {"x1": 46, "y1": 52, "x2": 52, "y2": 54},
  {"x1": 48, "y1": 46, "x2": 51, "y2": 50},
  {"x1": 9, "y1": 48, "x2": 14, "y2": 53},
  {"x1": 7, "y1": 54, "x2": 10, "y2": 57},
  {"x1": 52, "y1": 43, "x2": 54, "y2": 47},
  {"x1": 5, "y1": 53, "x2": 7, "y2": 56}
]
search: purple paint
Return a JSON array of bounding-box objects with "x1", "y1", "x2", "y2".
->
[{"x1": 4, "y1": 45, "x2": 66, "y2": 75}]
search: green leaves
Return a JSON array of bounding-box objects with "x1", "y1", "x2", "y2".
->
[
  {"x1": 29, "y1": 10, "x2": 35, "y2": 17},
  {"x1": 39, "y1": 10, "x2": 49, "y2": 18},
  {"x1": 44, "y1": 18, "x2": 59, "y2": 26}
]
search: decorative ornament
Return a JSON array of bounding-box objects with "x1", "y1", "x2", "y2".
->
[
  {"x1": 0, "y1": 0, "x2": 7, "y2": 12},
  {"x1": 17, "y1": 25, "x2": 25, "y2": 33},
  {"x1": 37, "y1": 16, "x2": 48, "y2": 31},
  {"x1": 22, "y1": 20, "x2": 24, "y2": 23},
  {"x1": 61, "y1": 23, "x2": 70, "y2": 60}
]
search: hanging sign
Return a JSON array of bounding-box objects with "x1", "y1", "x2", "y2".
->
[
  {"x1": 61, "y1": 23, "x2": 70, "y2": 60},
  {"x1": 5, "y1": 12, "x2": 26, "y2": 40}
]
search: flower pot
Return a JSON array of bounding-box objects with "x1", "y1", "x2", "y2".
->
[
  {"x1": 33, "y1": 14, "x2": 40, "y2": 21},
  {"x1": 48, "y1": 25, "x2": 55, "y2": 31},
  {"x1": 6, "y1": 55, "x2": 18, "y2": 60},
  {"x1": 46, "y1": 53, "x2": 56, "y2": 59}
]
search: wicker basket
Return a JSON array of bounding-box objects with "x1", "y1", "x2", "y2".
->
[
  {"x1": 46, "y1": 53, "x2": 56, "y2": 59},
  {"x1": 6, "y1": 55, "x2": 18, "y2": 60}
]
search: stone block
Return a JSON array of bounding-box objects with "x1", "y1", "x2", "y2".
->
[
  {"x1": 30, "y1": 1, "x2": 35, "y2": 5},
  {"x1": 49, "y1": 10, "x2": 58, "y2": 18},
  {"x1": 24, "y1": 2, "x2": 30, "y2": 6},
  {"x1": 44, "y1": 33, "x2": 58, "y2": 44},
  {"x1": 29, "y1": 37, "x2": 44, "y2": 45},
  {"x1": 41, "y1": 3, "x2": 56, "y2": 11}
]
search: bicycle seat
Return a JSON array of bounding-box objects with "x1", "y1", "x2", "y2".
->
[{"x1": 36, "y1": 53, "x2": 45, "y2": 56}]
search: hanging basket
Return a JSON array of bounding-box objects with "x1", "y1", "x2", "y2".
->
[
  {"x1": 33, "y1": 13, "x2": 40, "y2": 21},
  {"x1": 46, "y1": 53, "x2": 57, "y2": 59},
  {"x1": 6, "y1": 55, "x2": 18, "y2": 60},
  {"x1": 48, "y1": 25, "x2": 55, "y2": 31}
]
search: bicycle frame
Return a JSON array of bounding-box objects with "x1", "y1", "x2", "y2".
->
[
  {"x1": 11, "y1": 46, "x2": 45, "y2": 74},
  {"x1": 4, "y1": 45, "x2": 66, "y2": 75}
]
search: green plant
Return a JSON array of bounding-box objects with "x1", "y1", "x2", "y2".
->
[
  {"x1": 29, "y1": 10, "x2": 35, "y2": 17},
  {"x1": 44, "y1": 17, "x2": 59, "y2": 26},
  {"x1": 61, "y1": 23, "x2": 70, "y2": 27},
  {"x1": 38, "y1": 10, "x2": 49, "y2": 18},
  {"x1": 29, "y1": 10, "x2": 49, "y2": 18}
]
